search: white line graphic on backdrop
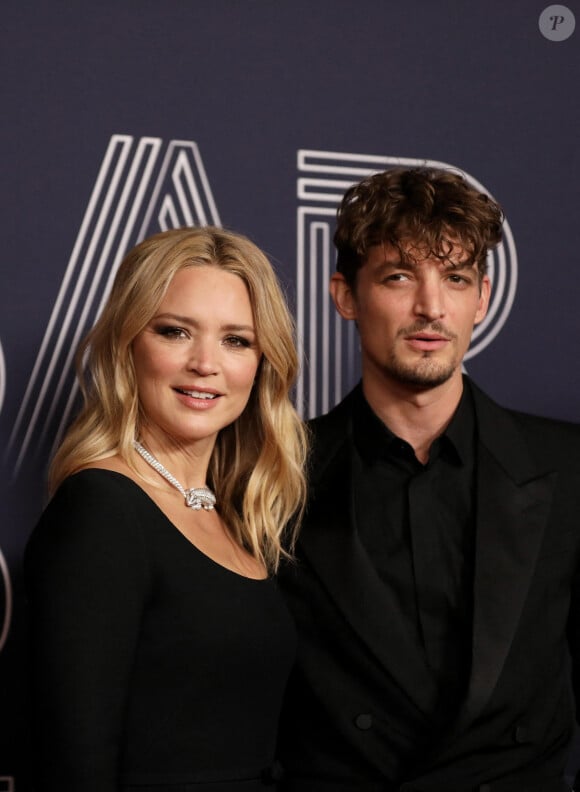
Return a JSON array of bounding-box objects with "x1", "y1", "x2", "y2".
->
[
  {"x1": 8, "y1": 135, "x2": 221, "y2": 473},
  {"x1": 0, "y1": 341, "x2": 12, "y2": 660},
  {"x1": 296, "y1": 149, "x2": 518, "y2": 419},
  {"x1": 0, "y1": 338, "x2": 5, "y2": 417},
  {"x1": 0, "y1": 547, "x2": 12, "y2": 654}
]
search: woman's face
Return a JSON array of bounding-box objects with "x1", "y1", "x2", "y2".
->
[{"x1": 133, "y1": 265, "x2": 261, "y2": 449}]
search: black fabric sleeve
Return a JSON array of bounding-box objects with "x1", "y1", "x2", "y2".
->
[{"x1": 24, "y1": 471, "x2": 150, "y2": 792}]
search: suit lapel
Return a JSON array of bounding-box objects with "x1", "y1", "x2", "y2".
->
[
  {"x1": 299, "y1": 401, "x2": 438, "y2": 718},
  {"x1": 449, "y1": 382, "x2": 558, "y2": 731},
  {"x1": 300, "y1": 382, "x2": 558, "y2": 738}
]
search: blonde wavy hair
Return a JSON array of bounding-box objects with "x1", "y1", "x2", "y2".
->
[{"x1": 49, "y1": 226, "x2": 308, "y2": 572}]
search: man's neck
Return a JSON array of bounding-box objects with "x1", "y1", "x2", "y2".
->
[{"x1": 362, "y1": 373, "x2": 464, "y2": 464}]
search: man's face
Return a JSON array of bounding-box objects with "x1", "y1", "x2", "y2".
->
[{"x1": 330, "y1": 240, "x2": 490, "y2": 394}]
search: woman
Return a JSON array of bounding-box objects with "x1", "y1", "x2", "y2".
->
[{"x1": 25, "y1": 226, "x2": 308, "y2": 792}]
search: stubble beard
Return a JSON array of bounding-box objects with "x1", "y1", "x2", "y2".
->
[{"x1": 384, "y1": 350, "x2": 459, "y2": 390}]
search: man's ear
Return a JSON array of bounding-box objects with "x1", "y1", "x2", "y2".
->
[
  {"x1": 474, "y1": 274, "x2": 491, "y2": 325},
  {"x1": 329, "y1": 272, "x2": 358, "y2": 320}
]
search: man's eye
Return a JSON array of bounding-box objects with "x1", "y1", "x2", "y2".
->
[{"x1": 448, "y1": 274, "x2": 470, "y2": 285}]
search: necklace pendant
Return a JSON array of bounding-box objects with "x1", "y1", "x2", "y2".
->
[
  {"x1": 133, "y1": 441, "x2": 217, "y2": 511},
  {"x1": 185, "y1": 487, "x2": 217, "y2": 511}
]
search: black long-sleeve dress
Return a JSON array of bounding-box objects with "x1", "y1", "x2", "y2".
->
[{"x1": 25, "y1": 469, "x2": 295, "y2": 792}]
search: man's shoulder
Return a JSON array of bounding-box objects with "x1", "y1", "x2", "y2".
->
[
  {"x1": 503, "y1": 406, "x2": 580, "y2": 459},
  {"x1": 469, "y1": 379, "x2": 580, "y2": 461},
  {"x1": 304, "y1": 388, "x2": 360, "y2": 479},
  {"x1": 469, "y1": 378, "x2": 578, "y2": 428},
  {"x1": 307, "y1": 387, "x2": 359, "y2": 443},
  {"x1": 308, "y1": 391, "x2": 354, "y2": 428}
]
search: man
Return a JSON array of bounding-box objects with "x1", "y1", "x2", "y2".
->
[{"x1": 278, "y1": 168, "x2": 580, "y2": 792}]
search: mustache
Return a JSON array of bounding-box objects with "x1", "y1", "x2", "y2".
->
[{"x1": 397, "y1": 321, "x2": 457, "y2": 341}]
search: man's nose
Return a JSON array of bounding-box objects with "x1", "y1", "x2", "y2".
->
[{"x1": 413, "y1": 277, "x2": 445, "y2": 321}]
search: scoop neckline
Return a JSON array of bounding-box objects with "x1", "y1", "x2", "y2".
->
[{"x1": 75, "y1": 468, "x2": 272, "y2": 583}]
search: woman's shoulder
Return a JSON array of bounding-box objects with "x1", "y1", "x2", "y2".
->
[
  {"x1": 51, "y1": 466, "x2": 144, "y2": 511},
  {"x1": 25, "y1": 471, "x2": 153, "y2": 616},
  {"x1": 28, "y1": 468, "x2": 150, "y2": 562}
]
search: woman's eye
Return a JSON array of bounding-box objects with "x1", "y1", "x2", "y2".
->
[
  {"x1": 156, "y1": 326, "x2": 187, "y2": 339},
  {"x1": 224, "y1": 335, "x2": 251, "y2": 348}
]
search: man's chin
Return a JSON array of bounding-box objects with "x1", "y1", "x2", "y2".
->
[{"x1": 388, "y1": 360, "x2": 457, "y2": 390}]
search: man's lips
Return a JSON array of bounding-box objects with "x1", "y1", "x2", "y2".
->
[{"x1": 404, "y1": 333, "x2": 450, "y2": 351}]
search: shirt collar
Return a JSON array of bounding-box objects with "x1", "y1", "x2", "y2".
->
[{"x1": 353, "y1": 380, "x2": 476, "y2": 467}]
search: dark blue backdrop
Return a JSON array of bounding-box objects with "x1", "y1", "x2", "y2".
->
[{"x1": 1, "y1": 2, "x2": 578, "y2": 787}]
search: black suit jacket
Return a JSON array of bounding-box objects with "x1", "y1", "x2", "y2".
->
[{"x1": 278, "y1": 380, "x2": 580, "y2": 792}]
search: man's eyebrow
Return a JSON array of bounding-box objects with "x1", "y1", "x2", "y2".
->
[
  {"x1": 444, "y1": 258, "x2": 477, "y2": 271},
  {"x1": 374, "y1": 252, "x2": 477, "y2": 273},
  {"x1": 376, "y1": 257, "x2": 415, "y2": 271}
]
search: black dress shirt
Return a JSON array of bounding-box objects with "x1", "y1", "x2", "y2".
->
[{"x1": 352, "y1": 384, "x2": 477, "y2": 725}]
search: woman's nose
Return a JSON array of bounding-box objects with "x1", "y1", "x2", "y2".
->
[{"x1": 186, "y1": 340, "x2": 219, "y2": 376}]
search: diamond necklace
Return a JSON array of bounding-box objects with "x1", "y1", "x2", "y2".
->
[{"x1": 133, "y1": 440, "x2": 217, "y2": 511}]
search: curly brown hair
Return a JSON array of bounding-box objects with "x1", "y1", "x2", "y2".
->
[{"x1": 334, "y1": 167, "x2": 504, "y2": 286}]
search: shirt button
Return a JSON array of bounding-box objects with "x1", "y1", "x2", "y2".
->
[
  {"x1": 354, "y1": 713, "x2": 373, "y2": 730},
  {"x1": 514, "y1": 725, "x2": 528, "y2": 743}
]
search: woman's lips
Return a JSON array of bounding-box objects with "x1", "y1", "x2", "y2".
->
[{"x1": 173, "y1": 387, "x2": 222, "y2": 409}]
